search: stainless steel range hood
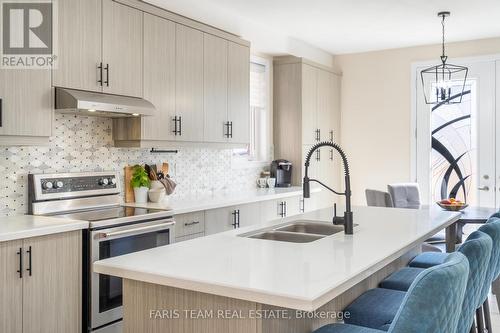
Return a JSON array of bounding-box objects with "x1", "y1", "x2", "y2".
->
[{"x1": 55, "y1": 88, "x2": 155, "y2": 118}]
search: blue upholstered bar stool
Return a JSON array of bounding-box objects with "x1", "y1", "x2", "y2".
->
[
  {"x1": 475, "y1": 219, "x2": 500, "y2": 333},
  {"x1": 313, "y1": 252, "x2": 469, "y2": 333},
  {"x1": 403, "y1": 218, "x2": 500, "y2": 333},
  {"x1": 409, "y1": 218, "x2": 500, "y2": 333},
  {"x1": 342, "y1": 231, "x2": 491, "y2": 333}
]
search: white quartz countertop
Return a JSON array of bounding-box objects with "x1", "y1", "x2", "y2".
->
[
  {"x1": 94, "y1": 206, "x2": 460, "y2": 311},
  {"x1": 123, "y1": 187, "x2": 308, "y2": 215},
  {"x1": 0, "y1": 215, "x2": 88, "y2": 242}
]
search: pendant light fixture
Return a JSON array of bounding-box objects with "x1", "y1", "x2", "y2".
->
[{"x1": 420, "y1": 12, "x2": 468, "y2": 105}]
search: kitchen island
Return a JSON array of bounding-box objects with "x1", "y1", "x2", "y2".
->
[{"x1": 94, "y1": 206, "x2": 460, "y2": 333}]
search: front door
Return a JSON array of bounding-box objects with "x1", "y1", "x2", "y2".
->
[{"x1": 415, "y1": 60, "x2": 497, "y2": 207}]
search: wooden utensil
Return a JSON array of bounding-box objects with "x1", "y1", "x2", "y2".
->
[
  {"x1": 124, "y1": 166, "x2": 135, "y2": 203},
  {"x1": 161, "y1": 162, "x2": 169, "y2": 175}
]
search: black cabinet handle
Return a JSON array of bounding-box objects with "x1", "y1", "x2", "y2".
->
[
  {"x1": 172, "y1": 116, "x2": 178, "y2": 135},
  {"x1": 316, "y1": 149, "x2": 321, "y2": 161},
  {"x1": 300, "y1": 198, "x2": 305, "y2": 213},
  {"x1": 279, "y1": 202, "x2": 286, "y2": 218},
  {"x1": 26, "y1": 246, "x2": 32, "y2": 276},
  {"x1": 97, "y1": 63, "x2": 103, "y2": 86},
  {"x1": 284, "y1": 201, "x2": 287, "y2": 217},
  {"x1": 236, "y1": 209, "x2": 240, "y2": 227},
  {"x1": 330, "y1": 149, "x2": 334, "y2": 161},
  {"x1": 231, "y1": 210, "x2": 239, "y2": 228},
  {"x1": 330, "y1": 130, "x2": 334, "y2": 142},
  {"x1": 178, "y1": 116, "x2": 182, "y2": 136},
  {"x1": 184, "y1": 221, "x2": 200, "y2": 226},
  {"x1": 224, "y1": 122, "x2": 231, "y2": 138},
  {"x1": 229, "y1": 121, "x2": 233, "y2": 138},
  {"x1": 16, "y1": 247, "x2": 23, "y2": 279},
  {"x1": 0, "y1": 98, "x2": 2, "y2": 127},
  {"x1": 104, "y1": 64, "x2": 109, "y2": 87}
]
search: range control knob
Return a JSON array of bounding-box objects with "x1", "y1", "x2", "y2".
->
[
  {"x1": 109, "y1": 177, "x2": 117, "y2": 185},
  {"x1": 99, "y1": 178, "x2": 109, "y2": 186},
  {"x1": 43, "y1": 181, "x2": 53, "y2": 190},
  {"x1": 54, "y1": 181, "x2": 64, "y2": 189}
]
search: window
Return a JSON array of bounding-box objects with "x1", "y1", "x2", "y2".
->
[{"x1": 232, "y1": 55, "x2": 272, "y2": 168}]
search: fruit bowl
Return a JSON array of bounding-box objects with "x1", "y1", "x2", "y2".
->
[{"x1": 436, "y1": 202, "x2": 469, "y2": 211}]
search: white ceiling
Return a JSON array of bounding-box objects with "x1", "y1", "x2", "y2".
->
[{"x1": 145, "y1": 0, "x2": 500, "y2": 57}]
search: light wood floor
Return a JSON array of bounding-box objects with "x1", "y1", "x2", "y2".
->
[{"x1": 489, "y1": 294, "x2": 500, "y2": 330}]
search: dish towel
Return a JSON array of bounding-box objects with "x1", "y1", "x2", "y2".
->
[{"x1": 160, "y1": 175, "x2": 177, "y2": 195}]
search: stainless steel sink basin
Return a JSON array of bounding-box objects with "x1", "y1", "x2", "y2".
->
[
  {"x1": 248, "y1": 231, "x2": 323, "y2": 243},
  {"x1": 275, "y1": 220, "x2": 344, "y2": 236},
  {"x1": 240, "y1": 220, "x2": 353, "y2": 243}
]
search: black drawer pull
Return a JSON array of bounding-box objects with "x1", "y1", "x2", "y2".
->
[
  {"x1": 104, "y1": 64, "x2": 110, "y2": 87},
  {"x1": 172, "y1": 116, "x2": 178, "y2": 135},
  {"x1": 16, "y1": 247, "x2": 23, "y2": 279},
  {"x1": 27, "y1": 246, "x2": 32, "y2": 276},
  {"x1": 184, "y1": 221, "x2": 200, "y2": 227},
  {"x1": 97, "y1": 63, "x2": 103, "y2": 86}
]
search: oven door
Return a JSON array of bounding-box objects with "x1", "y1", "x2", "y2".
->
[{"x1": 90, "y1": 218, "x2": 174, "y2": 329}]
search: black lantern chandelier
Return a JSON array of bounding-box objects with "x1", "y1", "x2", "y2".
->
[{"x1": 420, "y1": 12, "x2": 468, "y2": 105}]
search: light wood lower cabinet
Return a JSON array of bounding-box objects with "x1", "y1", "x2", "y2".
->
[
  {"x1": 182, "y1": 196, "x2": 303, "y2": 238},
  {"x1": 260, "y1": 196, "x2": 301, "y2": 223},
  {"x1": 0, "y1": 239, "x2": 23, "y2": 333},
  {"x1": 0, "y1": 231, "x2": 81, "y2": 333},
  {"x1": 174, "y1": 211, "x2": 205, "y2": 239},
  {"x1": 205, "y1": 203, "x2": 260, "y2": 235}
]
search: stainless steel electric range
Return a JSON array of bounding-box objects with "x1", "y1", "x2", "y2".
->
[{"x1": 28, "y1": 171, "x2": 175, "y2": 333}]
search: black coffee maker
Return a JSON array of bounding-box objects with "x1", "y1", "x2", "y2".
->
[{"x1": 270, "y1": 160, "x2": 292, "y2": 187}]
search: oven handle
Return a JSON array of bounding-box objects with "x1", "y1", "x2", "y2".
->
[{"x1": 96, "y1": 221, "x2": 175, "y2": 240}]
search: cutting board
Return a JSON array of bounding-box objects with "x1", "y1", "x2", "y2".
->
[{"x1": 124, "y1": 166, "x2": 135, "y2": 203}]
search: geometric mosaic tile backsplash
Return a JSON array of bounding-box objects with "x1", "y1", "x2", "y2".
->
[{"x1": 0, "y1": 114, "x2": 263, "y2": 216}]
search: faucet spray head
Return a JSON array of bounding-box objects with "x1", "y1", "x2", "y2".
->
[{"x1": 303, "y1": 177, "x2": 310, "y2": 198}]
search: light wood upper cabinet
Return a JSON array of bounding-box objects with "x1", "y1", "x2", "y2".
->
[
  {"x1": 53, "y1": 0, "x2": 102, "y2": 91},
  {"x1": 141, "y1": 13, "x2": 176, "y2": 141},
  {"x1": 110, "y1": 5, "x2": 250, "y2": 146},
  {"x1": 302, "y1": 64, "x2": 318, "y2": 145},
  {"x1": 274, "y1": 56, "x2": 341, "y2": 205},
  {"x1": 176, "y1": 24, "x2": 204, "y2": 142},
  {"x1": 22, "y1": 231, "x2": 81, "y2": 333},
  {"x1": 0, "y1": 240, "x2": 23, "y2": 333},
  {"x1": 228, "y1": 42, "x2": 250, "y2": 144},
  {"x1": 317, "y1": 70, "x2": 334, "y2": 142},
  {"x1": 203, "y1": 34, "x2": 228, "y2": 143},
  {"x1": 102, "y1": 0, "x2": 143, "y2": 97},
  {"x1": 0, "y1": 69, "x2": 52, "y2": 143}
]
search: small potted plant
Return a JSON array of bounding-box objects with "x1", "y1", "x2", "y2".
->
[{"x1": 130, "y1": 165, "x2": 150, "y2": 203}]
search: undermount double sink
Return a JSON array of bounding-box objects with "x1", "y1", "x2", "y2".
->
[{"x1": 240, "y1": 220, "x2": 345, "y2": 243}]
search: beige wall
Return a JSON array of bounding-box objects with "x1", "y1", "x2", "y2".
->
[{"x1": 333, "y1": 37, "x2": 500, "y2": 205}]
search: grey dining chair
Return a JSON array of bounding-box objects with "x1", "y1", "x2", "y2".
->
[
  {"x1": 388, "y1": 182, "x2": 446, "y2": 246},
  {"x1": 366, "y1": 185, "x2": 442, "y2": 252},
  {"x1": 387, "y1": 183, "x2": 421, "y2": 209},
  {"x1": 365, "y1": 189, "x2": 393, "y2": 208}
]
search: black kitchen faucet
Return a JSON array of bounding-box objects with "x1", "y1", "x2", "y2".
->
[{"x1": 303, "y1": 141, "x2": 353, "y2": 235}]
